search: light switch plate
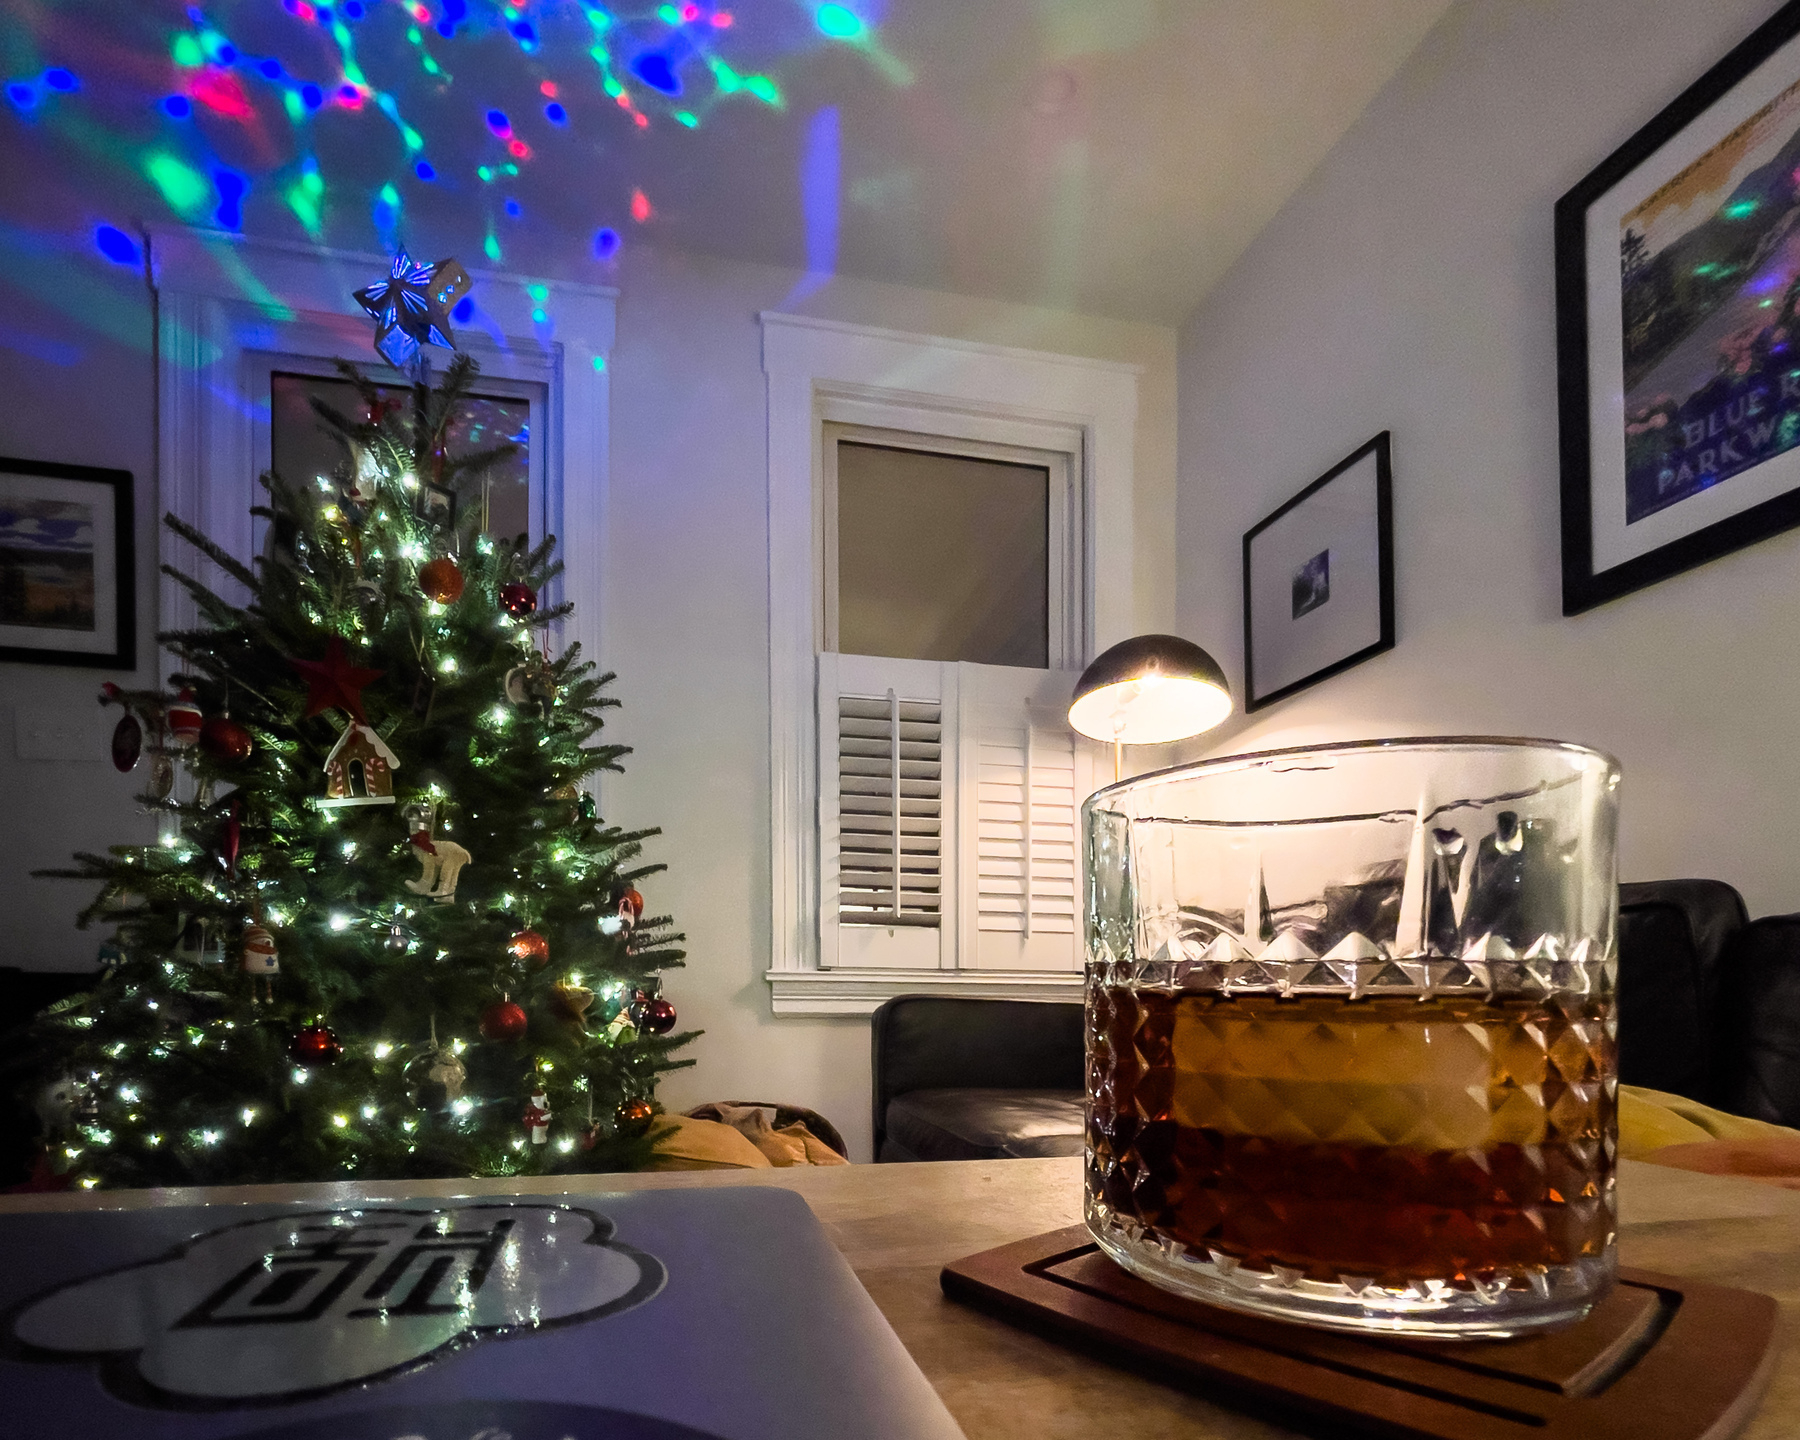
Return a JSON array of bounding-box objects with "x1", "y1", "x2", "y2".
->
[{"x1": 14, "y1": 703, "x2": 110, "y2": 762}]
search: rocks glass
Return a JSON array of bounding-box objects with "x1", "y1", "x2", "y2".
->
[{"x1": 1083, "y1": 738, "x2": 1621, "y2": 1338}]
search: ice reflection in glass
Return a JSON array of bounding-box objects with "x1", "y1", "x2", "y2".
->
[{"x1": 1083, "y1": 738, "x2": 1621, "y2": 1338}]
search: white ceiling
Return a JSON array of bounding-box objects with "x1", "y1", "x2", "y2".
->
[{"x1": 630, "y1": 0, "x2": 1455, "y2": 323}]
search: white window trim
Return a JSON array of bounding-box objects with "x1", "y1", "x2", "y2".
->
[
  {"x1": 761, "y1": 312, "x2": 1140, "y2": 1015},
  {"x1": 150, "y1": 228, "x2": 614, "y2": 705}
]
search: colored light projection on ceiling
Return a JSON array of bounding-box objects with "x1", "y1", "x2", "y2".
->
[{"x1": 1, "y1": 0, "x2": 896, "y2": 326}]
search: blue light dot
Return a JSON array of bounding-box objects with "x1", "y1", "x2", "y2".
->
[
  {"x1": 343, "y1": 0, "x2": 363, "y2": 15},
  {"x1": 213, "y1": 168, "x2": 246, "y2": 230},
  {"x1": 300, "y1": 83, "x2": 322, "y2": 109},
  {"x1": 259, "y1": 59, "x2": 281, "y2": 79},
  {"x1": 630, "y1": 52, "x2": 679, "y2": 95},
  {"x1": 215, "y1": 43, "x2": 236, "y2": 63},
  {"x1": 504, "y1": 199, "x2": 522, "y2": 218},
  {"x1": 511, "y1": 20, "x2": 537, "y2": 42},
  {"x1": 43, "y1": 68, "x2": 77, "y2": 92},
  {"x1": 415, "y1": 159, "x2": 435, "y2": 180},
  {"x1": 437, "y1": 21, "x2": 455, "y2": 37},
  {"x1": 338, "y1": 83, "x2": 358, "y2": 101},
  {"x1": 593, "y1": 227, "x2": 620, "y2": 260},
  {"x1": 7, "y1": 83, "x2": 35, "y2": 110},
  {"x1": 95, "y1": 225, "x2": 140, "y2": 266},
  {"x1": 162, "y1": 94, "x2": 191, "y2": 118},
  {"x1": 544, "y1": 101, "x2": 566, "y2": 125},
  {"x1": 486, "y1": 108, "x2": 509, "y2": 134},
  {"x1": 187, "y1": 5, "x2": 205, "y2": 20},
  {"x1": 452, "y1": 296, "x2": 474, "y2": 323}
]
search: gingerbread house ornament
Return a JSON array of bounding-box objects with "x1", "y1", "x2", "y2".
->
[{"x1": 320, "y1": 722, "x2": 400, "y2": 807}]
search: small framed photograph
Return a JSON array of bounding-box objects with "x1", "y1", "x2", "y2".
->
[
  {"x1": 0, "y1": 457, "x2": 134, "y2": 669},
  {"x1": 1242, "y1": 433, "x2": 1394, "y2": 713},
  {"x1": 1557, "y1": 2, "x2": 1800, "y2": 612}
]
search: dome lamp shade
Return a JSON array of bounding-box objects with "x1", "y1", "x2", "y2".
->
[{"x1": 1067, "y1": 633, "x2": 1232, "y2": 747}]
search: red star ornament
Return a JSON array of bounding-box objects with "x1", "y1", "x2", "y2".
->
[{"x1": 290, "y1": 637, "x2": 384, "y2": 723}]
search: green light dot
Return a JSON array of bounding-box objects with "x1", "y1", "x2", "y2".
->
[
  {"x1": 503, "y1": 163, "x2": 518, "y2": 175},
  {"x1": 532, "y1": 307, "x2": 547, "y2": 323},
  {"x1": 284, "y1": 91, "x2": 304, "y2": 123},
  {"x1": 816, "y1": 4, "x2": 863, "y2": 39},
  {"x1": 145, "y1": 153, "x2": 209, "y2": 215},
  {"x1": 302, "y1": 170, "x2": 324, "y2": 197},
  {"x1": 675, "y1": 110, "x2": 697, "y2": 128},
  {"x1": 286, "y1": 185, "x2": 321, "y2": 233},
  {"x1": 379, "y1": 183, "x2": 400, "y2": 208},
  {"x1": 402, "y1": 126, "x2": 423, "y2": 150},
  {"x1": 484, "y1": 234, "x2": 502, "y2": 262},
  {"x1": 592, "y1": 355, "x2": 607, "y2": 372},
  {"x1": 1726, "y1": 199, "x2": 1758, "y2": 219},
  {"x1": 528, "y1": 283, "x2": 548, "y2": 301},
  {"x1": 746, "y1": 75, "x2": 781, "y2": 105},
  {"x1": 332, "y1": 22, "x2": 354, "y2": 47},
  {"x1": 422, "y1": 54, "x2": 441, "y2": 75},
  {"x1": 658, "y1": 3, "x2": 680, "y2": 21},
  {"x1": 477, "y1": 165, "x2": 493, "y2": 182},
  {"x1": 603, "y1": 76, "x2": 623, "y2": 98},
  {"x1": 407, "y1": 25, "x2": 422, "y2": 42},
  {"x1": 172, "y1": 35, "x2": 204, "y2": 67}
]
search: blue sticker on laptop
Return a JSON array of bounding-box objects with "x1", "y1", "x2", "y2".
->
[{"x1": 7, "y1": 1203, "x2": 665, "y2": 1409}]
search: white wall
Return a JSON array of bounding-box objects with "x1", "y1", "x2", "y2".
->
[
  {"x1": 0, "y1": 201, "x2": 1177, "y2": 1160},
  {"x1": 1175, "y1": 0, "x2": 1800, "y2": 920}
]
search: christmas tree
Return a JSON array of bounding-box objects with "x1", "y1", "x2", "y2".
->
[{"x1": 26, "y1": 348, "x2": 695, "y2": 1189}]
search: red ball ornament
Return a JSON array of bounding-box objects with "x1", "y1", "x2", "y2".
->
[
  {"x1": 199, "y1": 715, "x2": 253, "y2": 763},
  {"x1": 290, "y1": 1023, "x2": 343, "y2": 1067},
  {"x1": 166, "y1": 688, "x2": 203, "y2": 749},
  {"x1": 480, "y1": 997, "x2": 529, "y2": 1042},
  {"x1": 618, "y1": 887, "x2": 644, "y2": 923},
  {"x1": 418, "y1": 556, "x2": 465, "y2": 604},
  {"x1": 507, "y1": 928, "x2": 550, "y2": 968},
  {"x1": 616, "y1": 1096, "x2": 655, "y2": 1137},
  {"x1": 499, "y1": 581, "x2": 538, "y2": 618},
  {"x1": 639, "y1": 996, "x2": 677, "y2": 1035}
]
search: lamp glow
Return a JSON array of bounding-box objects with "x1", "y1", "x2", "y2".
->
[{"x1": 1068, "y1": 634, "x2": 1232, "y2": 748}]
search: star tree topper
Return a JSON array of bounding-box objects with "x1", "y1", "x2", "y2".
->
[
  {"x1": 353, "y1": 251, "x2": 472, "y2": 377},
  {"x1": 291, "y1": 637, "x2": 384, "y2": 723}
]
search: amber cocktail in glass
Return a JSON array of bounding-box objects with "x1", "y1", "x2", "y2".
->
[{"x1": 1083, "y1": 738, "x2": 1620, "y2": 1338}]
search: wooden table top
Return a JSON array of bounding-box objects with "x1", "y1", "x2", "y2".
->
[{"x1": 3, "y1": 1157, "x2": 1797, "y2": 1439}]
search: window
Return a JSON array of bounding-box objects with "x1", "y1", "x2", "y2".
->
[
  {"x1": 150, "y1": 231, "x2": 612, "y2": 673},
  {"x1": 761, "y1": 312, "x2": 1142, "y2": 1014},
  {"x1": 269, "y1": 369, "x2": 540, "y2": 542}
]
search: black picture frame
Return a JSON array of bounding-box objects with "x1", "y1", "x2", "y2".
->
[
  {"x1": 1557, "y1": 1, "x2": 1800, "y2": 614},
  {"x1": 0, "y1": 457, "x2": 135, "y2": 670},
  {"x1": 1242, "y1": 433, "x2": 1394, "y2": 713}
]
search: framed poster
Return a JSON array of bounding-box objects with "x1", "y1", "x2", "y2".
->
[
  {"x1": 1557, "y1": 1, "x2": 1800, "y2": 613},
  {"x1": 0, "y1": 458, "x2": 134, "y2": 669},
  {"x1": 1243, "y1": 433, "x2": 1394, "y2": 713}
]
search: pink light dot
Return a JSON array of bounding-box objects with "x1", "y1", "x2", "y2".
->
[
  {"x1": 508, "y1": 137, "x2": 531, "y2": 158},
  {"x1": 540, "y1": 80, "x2": 559, "y2": 98},
  {"x1": 634, "y1": 111, "x2": 648, "y2": 127},
  {"x1": 711, "y1": 10, "x2": 733, "y2": 25},
  {"x1": 681, "y1": 3, "x2": 700, "y2": 18},
  {"x1": 411, "y1": 3, "x2": 430, "y2": 20},
  {"x1": 630, "y1": 187, "x2": 652, "y2": 222},
  {"x1": 615, "y1": 91, "x2": 631, "y2": 109}
]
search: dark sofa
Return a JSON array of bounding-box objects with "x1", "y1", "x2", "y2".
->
[{"x1": 871, "y1": 879, "x2": 1800, "y2": 1163}]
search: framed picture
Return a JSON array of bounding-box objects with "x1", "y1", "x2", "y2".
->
[
  {"x1": 1243, "y1": 433, "x2": 1394, "y2": 713},
  {"x1": 1557, "y1": 2, "x2": 1800, "y2": 614},
  {"x1": 0, "y1": 457, "x2": 134, "y2": 669}
]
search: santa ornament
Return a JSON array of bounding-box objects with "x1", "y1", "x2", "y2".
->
[
  {"x1": 166, "y1": 689, "x2": 203, "y2": 749},
  {"x1": 523, "y1": 1091, "x2": 551, "y2": 1145}
]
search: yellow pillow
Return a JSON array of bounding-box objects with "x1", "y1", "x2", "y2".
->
[
  {"x1": 1617, "y1": 1085, "x2": 1799, "y2": 1160},
  {"x1": 643, "y1": 1114, "x2": 775, "y2": 1171}
]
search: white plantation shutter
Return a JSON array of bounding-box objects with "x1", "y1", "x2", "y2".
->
[
  {"x1": 959, "y1": 666, "x2": 1093, "y2": 971},
  {"x1": 819, "y1": 656, "x2": 1095, "y2": 974},
  {"x1": 818, "y1": 654, "x2": 958, "y2": 969}
]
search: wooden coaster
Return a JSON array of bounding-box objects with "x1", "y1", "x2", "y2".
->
[{"x1": 941, "y1": 1226, "x2": 1779, "y2": 1440}]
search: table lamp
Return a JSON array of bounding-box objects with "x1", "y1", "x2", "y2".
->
[{"x1": 1067, "y1": 633, "x2": 1233, "y2": 780}]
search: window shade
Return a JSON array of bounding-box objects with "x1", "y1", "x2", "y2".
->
[{"x1": 836, "y1": 692, "x2": 943, "y2": 927}]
